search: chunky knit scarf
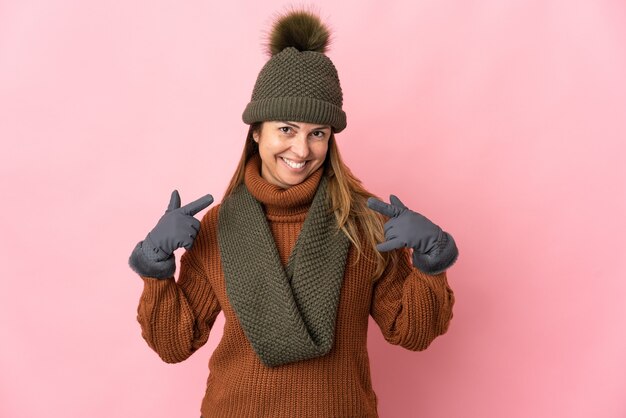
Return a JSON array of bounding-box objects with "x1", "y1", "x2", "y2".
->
[{"x1": 217, "y1": 174, "x2": 350, "y2": 368}]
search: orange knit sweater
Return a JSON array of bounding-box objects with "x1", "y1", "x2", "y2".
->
[{"x1": 136, "y1": 154, "x2": 455, "y2": 417}]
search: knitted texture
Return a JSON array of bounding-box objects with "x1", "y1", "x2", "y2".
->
[
  {"x1": 242, "y1": 46, "x2": 347, "y2": 132},
  {"x1": 135, "y1": 153, "x2": 455, "y2": 417},
  {"x1": 218, "y1": 173, "x2": 350, "y2": 367}
]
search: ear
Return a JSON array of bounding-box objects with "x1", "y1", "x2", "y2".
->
[
  {"x1": 252, "y1": 128, "x2": 260, "y2": 143},
  {"x1": 251, "y1": 121, "x2": 263, "y2": 143}
]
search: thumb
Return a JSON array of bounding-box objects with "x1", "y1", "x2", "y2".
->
[
  {"x1": 167, "y1": 190, "x2": 181, "y2": 212},
  {"x1": 389, "y1": 194, "x2": 407, "y2": 210}
]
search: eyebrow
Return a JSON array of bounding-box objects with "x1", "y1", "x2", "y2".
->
[{"x1": 280, "y1": 121, "x2": 331, "y2": 130}]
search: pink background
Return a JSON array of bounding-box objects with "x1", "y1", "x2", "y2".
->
[{"x1": 1, "y1": 1, "x2": 625, "y2": 417}]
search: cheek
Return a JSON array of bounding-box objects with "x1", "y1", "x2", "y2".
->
[
  {"x1": 314, "y1": 143, "x2": 329, "y2": 159},
  {"x1": 260, "y1": 142, "x2": 287, "y2": 163},
  {"x1": 263, "y1": 140, "x2": 286, "y2": 154}
]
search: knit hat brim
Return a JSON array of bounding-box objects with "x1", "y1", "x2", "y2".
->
[{"x1": 242, "y1": 96, "x2": 346, "y2": 133}]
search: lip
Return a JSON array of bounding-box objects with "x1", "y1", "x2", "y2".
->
[{"x1": 279, "y1": 156, "x2": 308, "y2": 172}]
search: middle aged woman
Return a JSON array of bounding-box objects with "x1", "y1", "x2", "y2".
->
[{"x1": 129, "y1": 9, "x2": 458, "y2": 418}]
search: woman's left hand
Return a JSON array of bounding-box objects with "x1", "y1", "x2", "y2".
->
[
  {"x1": 367, "y1": 195, "x2": 459, "y2": 274},
  {"x1": 367, "y1": 195, "x2": 443, "y2": 254}
]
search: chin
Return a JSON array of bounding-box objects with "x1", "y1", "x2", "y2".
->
[{"x1": 284, "y1": 177, "x2": 305, "y2": 186}]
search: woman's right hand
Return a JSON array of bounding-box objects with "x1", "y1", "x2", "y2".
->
[{"x1": 144, "y1": 190, "x2": 214, "y2": 261}]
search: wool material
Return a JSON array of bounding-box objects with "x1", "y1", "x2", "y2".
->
[
  {"x1": 136, "y1": 153, "x2": 455, "y2": 418},
  {"x1": 242, "y1": 46, "x2": 347, "y2": 132},
  {"x1": 218, "y1": 173, "x2": 350, "y2": 367}
]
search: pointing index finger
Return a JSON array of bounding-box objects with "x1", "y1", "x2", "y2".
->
[
  {"x1": 181, "y1": 193, "x2": 214, "y2": 216},
  {"x1": 367, "y1": 197, "x2": 399, "y2": 218}
]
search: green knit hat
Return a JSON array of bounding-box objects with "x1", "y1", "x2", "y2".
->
[{"x1": 242, "y1": 10, "x2": 347, "y2": 133}]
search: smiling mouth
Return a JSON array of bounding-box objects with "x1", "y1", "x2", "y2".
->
[{"x1": 281, "y1": 157, "x2": 308, "y2": 169}]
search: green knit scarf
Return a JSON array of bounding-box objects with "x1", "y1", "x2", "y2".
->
[{"x1": 217, "y1": 175, "x2": 350, "y2": 367}]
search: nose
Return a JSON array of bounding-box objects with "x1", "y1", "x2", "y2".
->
[{"x1": 290, "y1": 133, "x2": 310, "y2": 159}]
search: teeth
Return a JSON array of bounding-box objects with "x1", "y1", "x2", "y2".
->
[{"x1": 282, "y1": 157, "x2": 306, "y2": 169}]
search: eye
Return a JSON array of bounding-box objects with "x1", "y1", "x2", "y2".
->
[
  {"x1": 311, "y1": 130, "x2": 326, "y2": 139},
  {"x1": 279, "y1": 126, "x2": 293, "y2": 134}
]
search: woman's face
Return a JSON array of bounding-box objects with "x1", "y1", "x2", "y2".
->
[{"x1": 252, "y1": 121, "x2": 331, "y2": 189}]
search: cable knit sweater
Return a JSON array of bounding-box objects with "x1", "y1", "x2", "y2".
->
[{"x1": 136, "y1": 154, "x2": 455, "y2": 418}]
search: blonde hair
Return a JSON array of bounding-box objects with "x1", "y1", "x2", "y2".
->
[{"x1": 223, "y1": 123, "x2": 398, "y2": 281}]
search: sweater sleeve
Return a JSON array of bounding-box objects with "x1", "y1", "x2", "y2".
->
[
  {"x1": 370, "y1": 246, "x2": 455, "y2": 351},
  {"x1": 136, "y1": 214, "x2": 222, "y2": 364}
]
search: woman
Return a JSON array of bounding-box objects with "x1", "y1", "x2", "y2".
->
[{"x1": 129, "y1": 9, "x2": 458, "y2": 418}]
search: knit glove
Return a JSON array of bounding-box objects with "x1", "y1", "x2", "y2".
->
[
  {"x1": 367, "y1": 195, "x2": 458, "y2": 275},
  {"x1": 128, "y1": 190, "x2": 214, "y2": 279}
]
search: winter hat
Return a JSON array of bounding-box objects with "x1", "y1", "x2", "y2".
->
[{"x1": 242, "y1": 9, "x2": 347, "y2": 133}]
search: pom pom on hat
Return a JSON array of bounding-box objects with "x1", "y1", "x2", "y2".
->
[{"x1": 266, "y1": 9, "x2": 331, "y2": 56}]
